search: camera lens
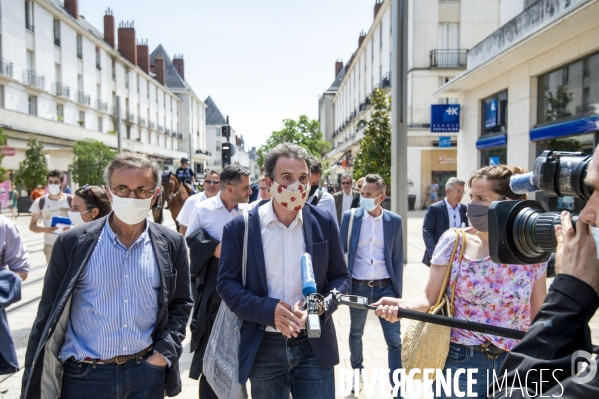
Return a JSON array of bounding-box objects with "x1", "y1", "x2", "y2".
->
[{"x1": 512, "y1": 210, "x2": 578, "y2": 256}]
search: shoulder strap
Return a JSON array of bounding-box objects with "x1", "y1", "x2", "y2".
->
[
  {"x1": 242, "y1": 212, "x2": 249, "y2": 287},
  {"x1": 448, "y1": 229, "x2": 466, "y2": 315},
  {"x1": 39, "y1": 194, "x2": 72, "y2": 209},
  {"x1": 433, "y1": 228, "x2": 465, "y2": 309},
  {"x1": 347, "y1": 208, "x2": 356, "y2": 252}
]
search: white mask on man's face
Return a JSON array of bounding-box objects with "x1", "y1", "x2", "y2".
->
[
  {"x1": 48, "y1": 184, "x2": 61, "y2": 195},
  {"x1": 110, "y1": 190, "x2": 153, "y2": 225}
]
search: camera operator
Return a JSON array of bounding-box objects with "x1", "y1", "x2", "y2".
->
[{"x1": 489, "y1": 145, "x2": 599, "y2": 398}]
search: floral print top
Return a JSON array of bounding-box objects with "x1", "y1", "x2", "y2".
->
[{"x1": 430, "y1": 229, "x2": 547, "y2": 351}]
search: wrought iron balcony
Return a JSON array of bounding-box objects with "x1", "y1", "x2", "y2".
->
[
  {"x1": 430, "y1": 49, "x2": 468, "y2": 68},
  {"x1": 52, "y1": 82, "x2": 70, "y2": 98},
  {"x1": 149, "y1": 122, "x2": 156, "y2": 130},
  {"x1": 0, "y1": 59, "x2": 13, "y2": 78},
  {"x1": 77, "y1": 91, "x2": 90, "y2": 105},
  {"x1": 381, "y1": 72, "x2": 392, "y2": 88},
  {"x1": 112, "y1": 106, "x2": 120, "y2": 118},
  {"x1": 166, "y1": 129, "x2": 171, "y2": 135},
  {"x1": 126, "y1": 112, "x2": 135, "y2": 122},
  {"x1": 138, "y1": 117, "x2": 146, "y2": 126},
  {"x1": 96, "y1": 100, "x2": 107, "y2": 112},
  {"x1": 157, "y1": 125, "x2": 164, "y2": 132},
  {"x1": 23, "y1": 70, "x2": 44, "y2": 89}
]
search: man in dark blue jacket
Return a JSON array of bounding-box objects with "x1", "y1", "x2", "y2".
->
[
  {"x1": 217, "y1": 143, "x2": 349, "y2": 399},
  {"x1": 421, "y1": 177, "x2": 468, "y2": 266}
]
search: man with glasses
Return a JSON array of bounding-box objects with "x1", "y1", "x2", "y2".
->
[
  {"x1": 421, "y1": 176, "x2": 468, "y2": 266},
  {"x1": 307, "y1": 156, "x2": 339, "y2": 226},
  {"x1": 333, "y1": 175, "x2": 360, "y2": 225},
  {"x1": 185, "y1": 165, "x2": 252, "y2": 399},
  {"x1": 250, "y1": 176, "x2": 272, "y2": 207},
  {"x1": 177, "y1": 169, "x2": 220, "y2": 236},
  {"x1": 21, "y1": 152, "x2": 192, "y2": 399}
]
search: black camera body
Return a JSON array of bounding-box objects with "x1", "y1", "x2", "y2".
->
[{"x1": 489, "y1": 151, "x2": 591, "y2": 265}]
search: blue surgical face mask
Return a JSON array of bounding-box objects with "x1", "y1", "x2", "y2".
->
[
  {"x1": 360, "y1": 197, "x2": 378, "y2": 212},
  {"x1": 590, "y1": 226, "x2": 599, "y2": 259}
]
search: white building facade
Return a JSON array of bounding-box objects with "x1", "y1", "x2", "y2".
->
[
  {"x1": 321, "y1": 0, "x2": 501, "y2": 206},
  {"x1": 0, "y1": 0, "x2": 208, "y2": 184},
  {"x1": 437, "y1": 0, "x2": 599, "y2": 214}
]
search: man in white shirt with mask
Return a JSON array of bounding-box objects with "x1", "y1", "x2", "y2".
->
[
  {"x1": 29, "y1": 170, "x2": 72, "y2": 264},
  {"x1": 306, "y1": 156, "x2": 339, "y2": 226}
]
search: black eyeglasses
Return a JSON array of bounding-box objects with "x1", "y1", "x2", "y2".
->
[
  {"x1": 341, "y1": 182, "x2": 352, "y2": 185},
  {"x1": 227, "y1": 167, "x2": 248, "y2": 186},
  {"x1": 111, "y1": 185, "x2": 157, "y2": 199}
]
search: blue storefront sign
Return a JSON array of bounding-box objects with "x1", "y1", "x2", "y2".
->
[
  {"x1": 485, "y1": 99, "x2": 498, "y2": 129},
  {"x1": 439, "y1": 136, "x2": 451, "y2": 148},
  {"x1": 431, "y1": 104, "x2": 461, "y2": 132}
]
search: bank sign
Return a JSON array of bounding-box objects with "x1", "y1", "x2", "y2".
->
[{"x1": 431, "y1": 105, "x2": 460, "y2": 132}]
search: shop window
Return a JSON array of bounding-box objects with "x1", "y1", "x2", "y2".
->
[
  {"x1": 480, "y1": 147, "x2": 507, "y2": 168},
  {"x1": 537, "y1": 52, "x2": 599, "y2": 125},
  {"x1": 481, "y1": 91, "x2": 508, "y2": 137}
]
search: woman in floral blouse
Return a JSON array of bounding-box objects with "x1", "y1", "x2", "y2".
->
[{"x1": 373, "y1": 165, "x2": 547, "y2": 398}]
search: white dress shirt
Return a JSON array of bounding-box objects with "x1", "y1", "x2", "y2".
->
[
  {"x1": 176, "y1": 191, "x2": 208, "y2": 226},
  {"x1": 352, "y1": 211, "x2": 389, "y2": 281},
  {"x1": 184, "y1": 194, "x2": 249, "y2": 240},
  {"x1": 308, "y1": 189, "x2": 339, "y2": 226},
  {"x1": 259, "y1": 201, "x2": 306, "y2": 332},
  {"x1": 444, "y1": 198, "x2": 462, "y2": 229},
  {"x1": 342, "y1": 191, "x2": 353, "y2": 215}
]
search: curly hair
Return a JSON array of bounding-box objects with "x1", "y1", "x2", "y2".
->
[{"x1": 468, "y1": 165, "x2": 528, "y2": 200}]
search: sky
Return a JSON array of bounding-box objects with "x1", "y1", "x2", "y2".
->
[{"x1": 78, "y1": 0, "x2": 376, "y2": 150}]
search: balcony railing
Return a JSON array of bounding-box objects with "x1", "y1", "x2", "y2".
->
[
  {"x1": 381, "y1": 72, "x2": 392, "y2": 88},
  {"x1": 96, "y1": 99, "x2": 107, "y2": 112},
  {"x1": 195, "y1": 149, "x2": 212, "y2": 156},
  {"x1": 112, "y1": 106, "x2": 120, "y2": 118},
  {"x1": 126, "y1": 112, "x2": 135, "y2": 122},
  {"x1": 52, "y1": 82, "x2": 69, "y2": 98},
  {"x1": 157, "y1": 124, "x2": 164, "y2": 132},
  {"x1": 77, "y1": 91, "x2": 90, "y2": 105},
  {"x1": 138, "y1": 117, "x2": 146, "y2": 126},
  {"x1": 0, "y1": 59, "x2": 13, "y2": 78},
  {"x1": 430, "y1": 49, "x2": 467, "y2": 68},
  {"x1": 149, "y1": 122, "x2": 156, "y2": 130},
  {"x1": 166, "y1": 129, "x2": 171, "y2": 135},
  {"x1": 23, "y1": 70, "x2": 44, "y2": 89}
]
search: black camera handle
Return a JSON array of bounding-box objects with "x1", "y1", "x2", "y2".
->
[{"x1": 327, "y1": 289, "x2": 525, "y2": 340}]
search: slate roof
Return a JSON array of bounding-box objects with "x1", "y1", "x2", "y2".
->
[
  {"x1": 327, "y1": 68, "x2": 345, "y2": 92},
  {"x1": 150, "y1": 45, "x2": 195, "y2": 93},
  {"x1": 204, "y1": 96, "x2": 227, "y2": 126}
]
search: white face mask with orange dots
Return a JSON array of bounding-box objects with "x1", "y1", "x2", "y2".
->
[{"x1": 269, "y1": 181, "x2": 309, "y2": 212}]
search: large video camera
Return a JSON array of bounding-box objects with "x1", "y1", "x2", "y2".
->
[{"x1": 488, "y1": 150, "x2": 592, "y2": 264}]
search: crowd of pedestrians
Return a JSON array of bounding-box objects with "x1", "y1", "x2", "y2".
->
[{"x1": 1, "y1": 142, "x2": 598, "y2": 398}]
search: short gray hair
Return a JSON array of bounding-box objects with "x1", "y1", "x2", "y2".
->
[
  {"x1": 364, "y1": 173, "x2": 386, "y2": 195},
  {"x1": 263, "y1": 143, "x2": 311, "y2": 179},
  {"x1": 103, "y1": 152, "x2": 161, "y2": 188},
  {"x1": 445, "y1": 177, "x2": 465, "y2": 191},
  {"x1": 341, "y1": 175, "x2": 353, "y2": 184}
]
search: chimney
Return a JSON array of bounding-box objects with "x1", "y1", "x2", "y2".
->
[
  {"x1": 137, "y1": 39, "x2": 149, "y2": 74},
  {"x1": 335, "y1": 59, "x2": 343, "y2": 77},
  {"x1": 173, "y1": 55, "x2": 185, "y2": 80},
  {"x1": 64, "y1": 0, "x2": 78, "y2": 19},
  {"x1": 154, "y1": 54, "x2": 165, "y2": 85},
  {"x1": 374, "y1": 0, "x2": 383, "y2": 19},
  {"x1": 118, "y1": 21, "x2": 136, "y2": 65},
  {"x1": 358, "y1": 30, "x2": 366, "y2": 48},
  {"x1": 104, "y1": 8, "x2": 115, "y2": 47}
]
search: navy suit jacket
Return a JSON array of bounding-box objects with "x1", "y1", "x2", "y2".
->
[
  {"x1": 421, "y1": 200, "x2": 468, "y2": 266},
  {"x1": 339, "y1": 208, "x2": 404, "y2": 298},
  {"x1": 217, "y1": 204, "x2": 350, "y2": 384}
]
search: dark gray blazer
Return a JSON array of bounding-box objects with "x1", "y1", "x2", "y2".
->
[
  {"x1": 21, "y1": 217, "x2": 192, "y2": 398},
  {"x1": 422, "y1": 200, "x2": 468, "y2": 266}
]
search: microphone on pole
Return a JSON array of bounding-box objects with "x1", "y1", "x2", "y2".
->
[{"x1": 301, "y1": 253, "x2": 324, "y2": 338}]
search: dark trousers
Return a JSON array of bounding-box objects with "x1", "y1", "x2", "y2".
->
[
  {"x1": 199, "y1": 373, "x2": 219, "y2": 398},
  {"x1": 61, "y1": 354, "x2": 165, "y2": 399}
]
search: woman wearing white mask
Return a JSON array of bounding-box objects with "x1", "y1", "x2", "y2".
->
[{"x1": 69, "y1": 185, "x2": 112, "y2": 226}]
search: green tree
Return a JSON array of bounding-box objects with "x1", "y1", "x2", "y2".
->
[
  {"x1": 546, "y1": 85, "x2": 574, "y2": 121},
  {"x1": 0, "y1": 127, "x2": 9, "y2": 181},
  {"x1": 69, "y1": 139, "x2": 116, "y2": 185},
  {"x1": 15, "y1": 139, "x2": 49, "y2": 194},
  {"x1": 352, "y1": 88, "x2": 392, "y2": 193},
  {"x1": 257, "y1": 115, "x2": 331, "y2": 167}
]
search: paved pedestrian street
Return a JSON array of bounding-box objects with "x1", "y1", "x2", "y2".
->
[{"x1": 1, "y1": 209, "x2": 595, "y2": 399}]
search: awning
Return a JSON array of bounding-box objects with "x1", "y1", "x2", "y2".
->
[
  {"x1": 529, "y1": 115, "x2": 599, "y2": 141},
  {"x1": 476, "y1": 134, "x2": 507, "y2": 150}
]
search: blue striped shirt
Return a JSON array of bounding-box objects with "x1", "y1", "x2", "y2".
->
[{"x1": 59, "y1": 218, "x2": 160, "y2": 361}]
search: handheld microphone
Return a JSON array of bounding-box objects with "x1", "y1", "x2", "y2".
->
[
  {"x1": 509, "y1": 172, "x2": 540, "y2": 195},
  {"x1": 300, "y1": 253, "x2": 323, "y2": 338}
]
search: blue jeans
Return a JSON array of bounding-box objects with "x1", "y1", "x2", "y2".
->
[
  {"x1": 61, "y1": 354, "x2": 166, "y2": 399},
  {"x1": 349, "y1": 281, "x2": 402, "y2": 393},
  {"x1": 249, "y1": 332, "x2": 334, "y2": 399},
  {"x1": 434, "y1": 342, "x2": 508, "y2": 399}
]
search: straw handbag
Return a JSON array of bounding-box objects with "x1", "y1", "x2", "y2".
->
[{"x1": 401, "y1": 228, "x2": 466, "y2": 380}]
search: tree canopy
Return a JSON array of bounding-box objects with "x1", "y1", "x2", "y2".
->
[
  {"x1": 257, "y1": 115, "x2": 331, "y2": 167},
  {"x1": 15, "y1": 139, "x2": 49, "y2": 193},
  {"x1": 69, "y1": 139, "x2": 117, "y2": 186},
  {"x1": 352, "y1": 88, "x2": 392, "y2": 193}
]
